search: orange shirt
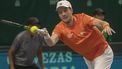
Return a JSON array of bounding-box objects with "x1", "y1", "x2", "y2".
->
[{"x1": 52, "y1": 13, "x2": 108, "y2": 61}]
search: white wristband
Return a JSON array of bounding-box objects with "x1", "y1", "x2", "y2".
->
[
  {"x1": 37, "y1": 29, "x2": 44, "y2": 33},
  {"x1": 44, "y1": 33, "x2": 50, "y2": 39}
]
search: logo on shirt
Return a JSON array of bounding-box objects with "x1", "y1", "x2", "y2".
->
[{"x1": 66, "y1": 32, "x2": 86, "y2": 38}]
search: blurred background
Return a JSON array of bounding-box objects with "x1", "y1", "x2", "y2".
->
[{"x1": 0, "y1": 0, "x2": 122, "y2": 69}]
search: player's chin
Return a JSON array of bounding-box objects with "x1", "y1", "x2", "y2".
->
[{"x1": 62, "y1": 19, "x2": 70, "y2": 23}]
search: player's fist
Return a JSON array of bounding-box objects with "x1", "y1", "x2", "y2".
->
[
  {"x1": 38, "y1": 28, "x2": 48, "y2": 36},
  {"x1": 38, "y1": 28, "x2": 50, "y2": 39}
]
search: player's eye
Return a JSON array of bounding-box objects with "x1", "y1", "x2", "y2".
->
[{"x1": 57, "y1": 7, "x2": 68, "y2": 14}]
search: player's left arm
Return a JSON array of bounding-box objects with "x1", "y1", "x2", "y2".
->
[{"x1": 93, "y1": 18, "x2": 116, "y2": 35}]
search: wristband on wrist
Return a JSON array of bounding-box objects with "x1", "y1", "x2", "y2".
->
[{"x1": 44, "y1": 33, "x2": 50, "y2": 39}]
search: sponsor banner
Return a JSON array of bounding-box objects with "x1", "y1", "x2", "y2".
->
[{"x1": 0, "y1": 51, "x2": 87, "y2": 69}]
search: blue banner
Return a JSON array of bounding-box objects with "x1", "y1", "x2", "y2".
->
[
  {"x1": 0, "y1": 51, "x2": 122, "y2": 69},
  {"x1": 0, "y1": 51, "x2": 87, "y2": 69}
]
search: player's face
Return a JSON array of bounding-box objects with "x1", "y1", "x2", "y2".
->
[{"x1": 57, "y1": 7, "x2": 73, "y2": 23}]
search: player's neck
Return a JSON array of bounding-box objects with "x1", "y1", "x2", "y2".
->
[{"x1": 66, "y1": 17, "x2": 74, "y2": 27}]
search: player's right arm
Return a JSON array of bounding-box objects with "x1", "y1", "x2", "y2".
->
[
  {"x1": 31, "y1": 26, "x2": 59, "y2": 46},
  {"x1": 43, "y1": 31, "x2": 59, "y2": 46}
]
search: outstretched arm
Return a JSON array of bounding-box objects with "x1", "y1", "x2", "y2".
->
[
  {"x1": 38, "y1": 28, "x2": 59, "y2": 46},
  {"x1": 30, "y1": 26, "x2": 59, "y2": 46},
  {"x1": 93, "y1": 19, "x2": 116, "y2": 35},
  {"x1": 44, "y1": 28, "x2": 59, "y2": 46}
]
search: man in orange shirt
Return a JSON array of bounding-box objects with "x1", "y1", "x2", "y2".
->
[{"x1": 35, "y1": 0, "x2": 115, "y2": 69}]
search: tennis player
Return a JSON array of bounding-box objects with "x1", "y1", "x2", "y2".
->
[{"x1": 36, "y1": 0, "x2": 116, "y2": 69}]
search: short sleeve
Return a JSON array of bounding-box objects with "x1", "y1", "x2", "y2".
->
[{"x1": 52, "y1": 24, "x2": 62, "y2": 38}]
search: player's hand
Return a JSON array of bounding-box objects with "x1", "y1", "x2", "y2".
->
[
  {"x1": 37, "y1": 28, "x2": 49, "y2": 36},
  {"x1": 30, "y1": 26, "x2": 50, "y2": 39},
  {"x1": 30, "y1": 26, "x2": 47, "y2": 35},
  {"x1": 103, "y1": 26, "x2": 116, "y2": 35}
]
